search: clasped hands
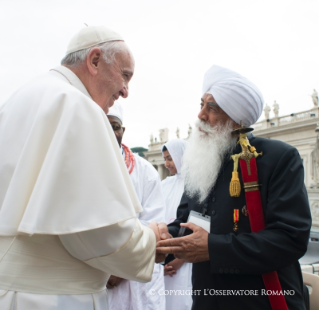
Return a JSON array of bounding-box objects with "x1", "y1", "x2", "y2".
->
[
  {"x1": 107, "y1": 222, "x2": 210, "y2": 289},
  {"x1": 149, "y1": 222, "x2": 210, "y2": 264}
]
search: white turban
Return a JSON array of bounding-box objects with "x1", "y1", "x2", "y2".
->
[
  {"x1": 107, "y1": 102, "x2": 124, "y2": 124},
  {"x1": 202, "y1": 65, "x2": 264, "y2": 126}
]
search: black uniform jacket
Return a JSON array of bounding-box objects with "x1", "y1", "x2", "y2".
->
[{"x1": 168, "y1": 136, "x2": 311, "y2": 310}]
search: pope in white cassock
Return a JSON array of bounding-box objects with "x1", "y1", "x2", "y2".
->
[
  {"x1": 161, "y1": 140, "x2": 192, "y2": 310},
  {"x1": 0, "y1": 26, "x2": 166, "y2": 310},
  {"x1": 106, "y1": 103, "x2": 166, "y2": 310}
]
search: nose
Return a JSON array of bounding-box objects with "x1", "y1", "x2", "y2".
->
[
  {"x1": 164, "y1": 160, "x2": 169, "y2": 168},
  {"x1": 120, "y1": 86, "x2": 129, "y2": 98},
  {"x1": 198, "y1": 107, "x2": 208, "y2": 121}
]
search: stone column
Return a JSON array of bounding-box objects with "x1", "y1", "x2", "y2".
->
[{"x1": 157, "y1": 164, "x2": 164, "y2": 180}]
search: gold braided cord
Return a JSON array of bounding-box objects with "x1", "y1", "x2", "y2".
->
[{"x1": 229, "y1": 132, "x2": 262, "y2": 197}]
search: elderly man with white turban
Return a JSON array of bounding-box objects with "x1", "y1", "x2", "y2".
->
[
  {"x1": 0, "y1": 26, "x2": 168, "y2": 310},
  {"x1": 157, "y1": 65, "x2": 311, "y2": 310}
]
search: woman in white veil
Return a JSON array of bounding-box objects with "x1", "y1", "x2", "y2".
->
[{"x1": 161, "y1": 139, "x2": 192, "y2": 310}]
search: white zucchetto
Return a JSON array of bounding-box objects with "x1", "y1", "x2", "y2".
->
[
  {"x1": 202, "y1": 65, "x2": 264, "y2": 126},
  {"x1": 66, "y1": 25, "x2": 124, "y2": 55},
  {"x1": 107, "y1": 102, "x2": 124, "y2": 124}
]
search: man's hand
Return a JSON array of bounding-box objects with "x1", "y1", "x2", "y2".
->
[
  {"x1": 164, "y1": 264, "x2": 176, "y2": 277},
  {"x1": 148, "y1": 221, "x2": 172, "y2": 263},
  {"x1": 164, "y1": 258, "x2": 185, "y2": 277},
  {"x1": 156, "y1": 222, "x2": 209, "y2": 263},
  {"x1": 106, "y1": 275, "x2": 124, "y2": 289}
]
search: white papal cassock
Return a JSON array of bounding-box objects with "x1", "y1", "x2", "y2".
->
[
  {"x1": 108, "y1": 150, "x2": 166, "y2": 310},
  {"x1": 0, "y1": 66, "x2": 156, "y2": 310}
]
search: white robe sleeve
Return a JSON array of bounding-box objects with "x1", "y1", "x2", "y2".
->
[{"x1": 59, "y1": 217, "x2": 156, "y2": 282}]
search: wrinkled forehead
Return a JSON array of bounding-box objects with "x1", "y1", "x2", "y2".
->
[{"x1": 201, "y1": 93, "x2": 216, "y2": 103}]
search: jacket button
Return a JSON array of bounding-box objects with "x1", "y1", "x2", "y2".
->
[
  {"x1": 230, "y1": 269, "x2": 234, "y2": 274},
  {"x1": 219, "y1": 268, "x2": 223, "y2": 274},
  {"x1": 224, "y1": 268, "x2": 229, "y2": 274},
  {"x1": 212, "y1": 210, "x2": 216, "y2": 216},
  {"x1": 212, "y1": 197, "x2": 216, "y2": 202},
  {"x1": 235, "y1": 269, "x2": 240, "y2": 274}
]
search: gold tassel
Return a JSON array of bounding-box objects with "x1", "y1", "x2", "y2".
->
[
  {"x1": 230, "y1": 171, "x2": 241, "y2": 197},
  {"x1": 228, "y1": 125, "x2": 262, "y2": 198}
]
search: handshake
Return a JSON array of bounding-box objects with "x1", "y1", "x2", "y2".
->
[
  {"x1": 108, "y1": 221, "x2": 209, "y2": 290},
  {"x1": 149, "y1": 221, "x2": 210, "y2": 264},
  {"x1": 148, "y1": 221, "x2": 172, "y2": 263}
]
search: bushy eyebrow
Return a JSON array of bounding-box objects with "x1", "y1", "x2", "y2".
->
[{"x1": 207, "y1": 102, "x2": 219, "y2": 108}]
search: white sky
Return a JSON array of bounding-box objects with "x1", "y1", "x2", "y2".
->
[{"x1": 1, "y1": 0, "x2": 319, "y2": 148}]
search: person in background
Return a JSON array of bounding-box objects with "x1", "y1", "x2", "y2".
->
[
  {"x1": 161, "y1": 139, "x2": 192, "y2": 310},
  {"x1": 106, "y1": 103, "x2": 166, "y2": 310}
]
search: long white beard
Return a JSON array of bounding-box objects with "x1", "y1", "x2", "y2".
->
[{"x1": 182, "y1": 119, "x2": 237, "y2": 203}]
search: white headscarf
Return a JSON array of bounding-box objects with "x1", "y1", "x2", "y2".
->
[
  {"x1": 161, "y1": 139, "x2": 187, "y2": 224},
  {"x1": 161, "y1": 139, "x2": 188, "y2": 175},
  {"x1": 107, "y1": 102, "x2": 124, "y2": 124},
  {"x1": 202, "y1": 65, "x2": 264, "y2": 126}
]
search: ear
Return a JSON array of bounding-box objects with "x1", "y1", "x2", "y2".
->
[{"x1": 86, "y1": 47, "x2": 103, "y2": 76}]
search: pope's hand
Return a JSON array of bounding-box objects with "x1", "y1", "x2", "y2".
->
[
  {"x1": 148, "y1": 221, "x2": 172, "y2": 263},
  {"x1": 156, "y1": 222, "x2": 209, "y2": 263},
  {"x1": 148, "y1": 221, "x2": 161, "y2": 242},
  {"x1": 157, "y1": 222, "x2": 172, "y2": 240}
]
